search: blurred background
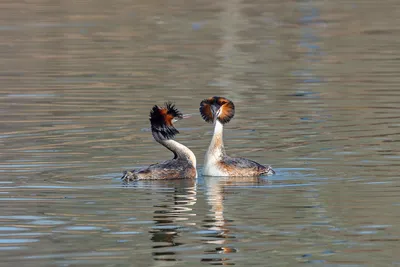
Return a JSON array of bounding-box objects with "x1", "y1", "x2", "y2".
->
[{"x1": 0, "y1": 0, "x2": 399, "y2": 266}]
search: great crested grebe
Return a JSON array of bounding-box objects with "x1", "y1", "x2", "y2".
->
[
  {"x1": 200, "y1": 96, "x2": 275, "y2": 177},
  {"x1": 121, "y1": 102, "x2": 197, "y2": 182}
]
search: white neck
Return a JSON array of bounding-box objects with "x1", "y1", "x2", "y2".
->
[
  {"x1": 158, "y1": 139, "x2": 197, "y2": 167},
  {"x1": 205, "y1": 120, "x2": 225, "y2": 162}
]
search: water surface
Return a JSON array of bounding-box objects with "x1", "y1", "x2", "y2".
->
[{"x1": 1, "y1": 0, "x2": 400, "y2": 266}]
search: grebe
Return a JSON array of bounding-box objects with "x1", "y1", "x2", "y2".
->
[
  {"x1": 121, "y1": 102, "x2": 197, "y2": 182},
  {"x1": 200, "y1": 96, "x2": 275, "y2": 177}
]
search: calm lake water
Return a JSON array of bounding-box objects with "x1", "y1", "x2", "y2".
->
[{"x1": 1, "y1": 0, "x2": 400, "y2": 266}]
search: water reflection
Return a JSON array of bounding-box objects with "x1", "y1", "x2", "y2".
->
[
  {"x1": 133, "y1": 180, "x2": 197, "y2": 262},
  {"x1": 201, "y1": 177, "x2": 269, "y2": 265}
]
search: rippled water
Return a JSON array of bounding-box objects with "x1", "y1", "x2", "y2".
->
[{"x1": 1, "y1": 0, "x2": 400, "y2": 266}]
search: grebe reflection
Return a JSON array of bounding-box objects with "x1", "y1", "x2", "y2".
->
[
  {"x1": 144, "y1": 179, "x2": 197, "y2": 262},
  {"x1": 201, "y1": 177, "x2": 266, "y2": 264}
]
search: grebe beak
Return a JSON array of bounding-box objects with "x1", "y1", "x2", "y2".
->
[
  {"x1": 172, "y1": 114, "x2": 191, "y2": 123},
  {"x1": 210, "y1": 105, "x2": 220, "y2": 122},
  {"x1": 172, "y1": 117, "x2": 181, "y2": 123}
]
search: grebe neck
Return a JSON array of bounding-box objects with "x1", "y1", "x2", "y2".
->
[
  {"x1": 207, "y1": 120, "x2": 225, "y2": 158},
  {"x1": 156, "y1": 138, "x2": 197, "y2": 167}
]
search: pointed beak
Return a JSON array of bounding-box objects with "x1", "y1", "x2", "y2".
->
[
  {"x1": 173, "y1": 114, "x2": 191, "y2": 123},
  {"x1": 172, "y1": 117, "x2": 181, "y2": 123},
  {"x1": 210, "y1": 105, "x2": 220, "y2": 122}
]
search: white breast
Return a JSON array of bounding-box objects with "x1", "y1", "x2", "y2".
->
[{"x1": 203, "y1": 155, "x2": 228, "y2": 176}]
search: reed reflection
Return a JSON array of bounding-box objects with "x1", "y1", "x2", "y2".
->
[
  {"x1": 139, "y1": 179, "x2": 197, "y2": 262},
  {"x1": 201, "y1": 177, "x2": 268, "y2": 265}
]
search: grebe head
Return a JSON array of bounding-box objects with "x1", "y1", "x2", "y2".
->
[
  {"x1": 150, "y1": 102, "x2": 183, "y2": 140},
  {"x1": 200, "y1": 96, "x2": 235, "y2": 124}
]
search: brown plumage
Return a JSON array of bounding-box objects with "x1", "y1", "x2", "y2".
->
[
  {"x1": 122, "y1": 160, "x2": 197, "y2": 181},
  {"x1": 218, "y1": 156, "x2": 275, "y2": 177},
  {"x1": 200, "y1": 96, "x2": 235, "y2": 124},
  {"x1": 150, "y1": 102, "x2": 182, "y2": 140}
]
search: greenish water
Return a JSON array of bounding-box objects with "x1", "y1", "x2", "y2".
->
[{"x1": 1, "y1": 0, "x2": 400, "y2": 266}]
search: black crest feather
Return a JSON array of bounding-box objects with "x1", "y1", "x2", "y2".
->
[
  {"x1": 150, "y1": 102, "x2": 183, "y2": 140},
  {"x1": 199, "y1": 97, "x2": 216, "y2": 123}
]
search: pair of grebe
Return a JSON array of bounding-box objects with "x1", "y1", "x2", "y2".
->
[{"x1": 121, "y1": 96, "x2": 275, "y2": 181}]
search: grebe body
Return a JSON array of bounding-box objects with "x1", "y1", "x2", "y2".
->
[
  {"x1": 122, "y1": 102, "x2": 197, "y2": 182},
  {"x1": 200, "y1": 96, "x2": 275, "y2": 177}
]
